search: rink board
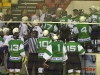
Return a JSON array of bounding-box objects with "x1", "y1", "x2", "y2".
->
[{"x1": 1, "y1": 53, "x2": 100, "y2": 75}]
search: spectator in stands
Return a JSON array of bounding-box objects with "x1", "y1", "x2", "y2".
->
[
  {"x1": 31, "y1": 9, "x2": 40, "y2": 21},
  {"x1": 4, "y1": 8, "x2": 13, "y2": 35},
  {"x1": 0, "y1": 12, "x2": 5, "y2": 28},
  {"x1": 55, "y1": 10, "x2": 62, "y2": 20},
  {"x1": 17, "y1": 9, "x2": 31, "y2": 21},
  {"x1": 40, "y1": 4, "x2": 48, "y2": 16},
  {"x1": 40, "y1": 8, "x2": 52, "y2": 22}
]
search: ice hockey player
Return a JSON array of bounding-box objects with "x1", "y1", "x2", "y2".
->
[
  {"x1": 0, "y1": 28, "x2": 27, "y2": 75},
  {"x1": 0, "y1": 12, "x2": 5, "y2": 28},
  {"x1": 19, "y1": 16, "x2": 29, "y2": 38},
  {"x1": 0, "y1": 28, "x2": 4, "y2": 75},
  {"x1": 73, "y1": 16, "x2": 92, "y2": 52},
  {"x1": 37, "y1": 30, "x2": 52, "y2": 75},
  {"x1": 3, "y1": 27, "x2": 10, "y2": 41},
  {"x1": 65, "y1": 34, "x2": 85, "y2": 75},
  {"x1": 24, "y1": 30, "x2": 38, "y2": 75},
  {"x1": 43, "y1": 34, "x2": 68, "y2": 75},
  {"x1": 32, "y1": 19, "x2": 43, "y2": 38},
  {"x1": 42, "y1": 15, "x2": 58, "y2": 37}
]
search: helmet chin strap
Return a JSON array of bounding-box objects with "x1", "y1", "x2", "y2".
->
[{"x1": 13, "y1": 32, "x2": 19, "y2": 39}]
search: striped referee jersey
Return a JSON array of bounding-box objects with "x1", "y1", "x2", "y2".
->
[{"x1": 24, "y1": 37, "x2": 38, "y2": 53}]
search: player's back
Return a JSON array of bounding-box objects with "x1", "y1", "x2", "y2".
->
[
  {"x1": 8, "y1": 39, "x2": 24, "y2": 62},
  {"x1": 37, "y1": 37, "x2": 52, "y2": 50},
  {"x1": 37, "y1": 37, "x2": 52, "y2": 58},
  {"x1": 49, "y1": 41, "x2": 65, "y2": 62},
  {"x1": 65, "y1": 41, "x2": 81, "y2": 63},
  {"x1": 43, "y1": 23, "x2": 55, "y2": 33},
  {"x1": 66, "y1": 41, "x2": 80, "y2": 53},
  {"x1": 50, "y1": 41, "x2": 64, "y2": 56},
  {"x1": 76, "y1": 24, "x2": 91, "y2": 40}
]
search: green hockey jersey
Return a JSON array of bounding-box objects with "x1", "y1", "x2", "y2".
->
[
  {"x1": 42, "y1": 22, "x2": 58, "y2": 33},
  {"x1": 58, "y1": 16, "x2": 68, "y2": 27},
  {"x1": 65, "y1": 41, "x2": 85, "y2": 55},
  {"x1": 0, "y1": 36, "x2": 4, "y2": 47},
  {"x1": 43, "y1": 41, "x2": 68, "y2": 62},
  {"x1": 74, "y1": 24, "x2": 92, "y2": 42},
  {"x1": 4, "y1": 36, "x2": 25, "y2": 62},
  {"x1": 37, "y1": 37, "x2": 52, "y2": 58}
]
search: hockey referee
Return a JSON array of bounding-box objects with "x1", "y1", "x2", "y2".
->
[{"x1": 24, "y1": 30, "x2": 38, "y2": 75}]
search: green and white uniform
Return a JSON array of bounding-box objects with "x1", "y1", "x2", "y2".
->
[
  {"x1": 42, "y1": 22, "x2": 58, "y2": 35},
  {"x1": 58, "y1": 16, "x2": 68, "y2": 29},
  {"x1": 43, "y1": 41, "x2": 68, "y2": 62},
  {"x1": 37, "y1": 37, "x2": 52, "y2": 58},
  {"x1": 73, "y1": 24, "x2": 92, "y2": 42},
  {"x1": 65, "y1": 41, "x2": 85, "y2": 54},
  {"x1": 84, "y1": 13, "x2": 90, "y2": 22},
  {"x1": 58, "y1": 16, "x2": 73, "y2": 29},
  {"x1": 65, "y1": 41, "x2": 85, "y2": 74},
  {"x1": 0, "y1": 36, "x2": 4, "y2": 66},
  {"x1": 4, "y1": 36, "x2": 25, "y2": 62},
  {"x1": 0, "y1": 36, "x2": 4, "y2": 47},
  {"x1": 72, "y1": 16, "x2": 80, "y2": 28}
]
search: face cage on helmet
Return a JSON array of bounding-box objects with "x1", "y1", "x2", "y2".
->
[{"x1": 13, "y1": 32, "x2": 19, "y2": 39}]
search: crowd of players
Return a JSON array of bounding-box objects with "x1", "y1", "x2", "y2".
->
[{"x1": 0, "y1": 4, "x2": 100, "y2": 75}]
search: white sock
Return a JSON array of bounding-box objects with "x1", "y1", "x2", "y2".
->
[{"x1": 0, "y1": 66, "x2": 2, "y2": 73}]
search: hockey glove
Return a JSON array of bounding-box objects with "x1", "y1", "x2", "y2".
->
[
  {"x1": 22, "y1": 56, "x2": 27, "y2": 64},
  {"x1": 63, "y1": 61, "x2": 66, "y2": 65},
  {"x1": 43, "y1": 60, "x2": 49, "y2": 68}
]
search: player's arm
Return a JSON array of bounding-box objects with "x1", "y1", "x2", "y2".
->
[
  {"x1": 24, "y1": 39, "x2": 29, "y2": 51},
  {"x1": 89, "y1": 26, "x2": 92, "y2": 33},
  {"x1": 19, "y1": 41, "x2": 27, "y2": 64},
  {"x1": 63, "y1": 44, "x2": 68, "y2": 65},
  {"x1": 43, "y1": 45, "x2": 52, "y2": 61},
  {"x1": 63, "y1": 45, "x2": 68, "y2": 61},
  {"x1": 0, "y1": 45, "x2": 8, "y2": 52},
  {"x1": 43, "y1": 45, "x2": 52, "y2": 68},
  {"x1": 78, "y1": 44, "x2": 85, "y2": 55},
  {"x1": 0, "y1": 36, "x2": 10, "y2": 52},
  {"x1": 73, "y1": 27, "x2": 79, "y2": 34},
  {"x1": 53, "y1": 25, "x2": 58, "y2": 33}
]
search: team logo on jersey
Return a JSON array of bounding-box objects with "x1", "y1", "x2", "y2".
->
[{"x1": 57, "y1": 52, "x2": 62, "y2": 54}]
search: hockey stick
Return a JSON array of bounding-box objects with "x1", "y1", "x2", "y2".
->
[
  {"x1": 3, "y1": 52, "x2": 8, "y2": 73},
  {"x1": 25, "y1": 64, "x2": 29, "y2": 75}
]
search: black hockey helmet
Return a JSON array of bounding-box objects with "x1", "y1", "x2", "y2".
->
[
  {"x1": 44, "y1": 15, "x2": 52, "y2": 21},
  {"x1": 78, "y1": 9, "x2": 84, "y2": 16},
  {"x1": 67, "y1": 14, "x2": 72, "y2": 18},
  {"x1": 31, "y1": 30, "x2": 38, "y2": 38},
  {"x1": 61, "y1": 10, "x2": 67, "y2": 16},
  {"x1": 68, "y1": 34, "x2": 77, "y2": 41},
  {"x1": 52, "y1": 17, "x2": 58, "y2": 22},
  {"x1": 73, "y1": 9, "x2": 79, "y2": 15}
]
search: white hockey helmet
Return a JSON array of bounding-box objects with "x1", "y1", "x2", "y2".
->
[
  {"x1": 52, "y1": 34, "x2": 58, "y2": 41},
  {"x1": 0, "y1": 12, "x2": 3, "y2": 17},
  {"x1": 32, "y1": 19, "x2": 40, "y2": 26},
  {"x1": 43, "y1": 30, "x2": 49, "y2": 36},
  {"x1": 22, "y1": 16, "x2": 28, "y2": 23},
  {"x1": 90, "y1": 6, "x2": 95, "y2": 10},
  {"x1": 3, "y1": 28, "x2": 9, "y2": 34},
  {"x1": 0, "y1": 28, "x2": 2, "y2": 32},
  {"x1": 95, "y1": 6, "x2": 100, "y2": 12},
  {"x1": 80, "y1": 16, "x2": 86, "y2": 22},
  {"x1": 13, "y1": 28, "x2": 19, "y2": 34},
  {"x1": 57, "y1": 8, "x2": 63, "y2": 11}
]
